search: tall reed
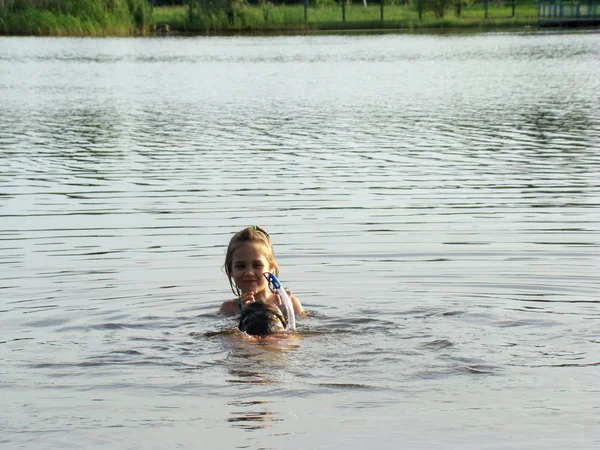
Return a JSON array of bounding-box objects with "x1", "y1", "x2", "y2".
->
[{"x1": 0, "y1": 0, "x2": 153, "y2": 35}]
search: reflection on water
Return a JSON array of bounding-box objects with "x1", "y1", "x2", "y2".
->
[
  {"x1": 1, "y1": 32, "x2": 599, "y2": 450},
  {"x1": 227, "y1": 400, "x2": 282, "y2": 431}
]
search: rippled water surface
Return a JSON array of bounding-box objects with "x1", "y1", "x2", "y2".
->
[{"x1": 1, "y1": 32, "x2": 599, "y2": 449}]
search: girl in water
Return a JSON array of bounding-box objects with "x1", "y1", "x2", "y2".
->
[{"x1": 220, "y1": 225, "x2": 304, "y2": 317}]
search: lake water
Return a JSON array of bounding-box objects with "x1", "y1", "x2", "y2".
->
[{"x1": 1, "y1": 31, "x2": 599, "y2": 449}]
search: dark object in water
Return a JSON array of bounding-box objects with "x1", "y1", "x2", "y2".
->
[{"x1": 239, "y1": 300, "x2": 287, "y2": 336}]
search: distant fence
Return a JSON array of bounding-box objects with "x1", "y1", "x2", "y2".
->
[
  {"x1": 152, "y1": 0, "x2": 600, "y2": 30},
  {"x1": 537, "y1": 0, "x2": 600, "y2": 24}
]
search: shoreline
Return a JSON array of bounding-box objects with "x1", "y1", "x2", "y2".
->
[
  {"x1": 3, "y1": 23, "x2": 599, "y2": 37},
  {"x1": 1, "y1": 3, "x2": 599, "y2": 38}
]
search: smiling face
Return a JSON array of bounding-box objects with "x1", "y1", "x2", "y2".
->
[{"x1": 231, "y1": 242, "x2": 273, "y2": 297}]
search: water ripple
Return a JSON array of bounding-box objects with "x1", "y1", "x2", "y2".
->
[{"x1": 1, "y1": 33, "x2": 599, "y2": 450}]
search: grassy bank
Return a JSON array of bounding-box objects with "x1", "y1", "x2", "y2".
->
[
  {"x1": 1, "y1": 0, "x2": 539, "y2": 36},
  {"x1": 153, "y1": 2, "x2": 539, "y2": 34},
  {"x1": 0, "y1": 0, "x2": 153, "y2": 36}
]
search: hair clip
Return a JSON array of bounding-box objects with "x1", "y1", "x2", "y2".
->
[{"x1": 251, "y1": 225, "x2": 270, "y2": 237}]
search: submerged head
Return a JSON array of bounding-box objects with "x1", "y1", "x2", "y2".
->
[
  {"x1": 239, "y1": 300, "x2": 287, "y2": 336},
  {"x1": 224, "y1": 226, "x2": 280, "y2": 298}
]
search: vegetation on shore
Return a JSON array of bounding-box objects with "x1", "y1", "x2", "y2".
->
[
  {"x1": 155, "y1": 1, "x2": 538, "y2": 33},
  {"x1": 0, "y1": 0, "x2": 153, "y2": 35},
  {"x1": 1, "y1": 0, "x2": 540, "y2": 36}
]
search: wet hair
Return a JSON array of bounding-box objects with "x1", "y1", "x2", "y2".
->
[
  {"x1": 224, "y1": 225, "x2": 280, "y2": 297},
  {"x1": 239, "y1": 300, "x2": 286, "y2": 335}
]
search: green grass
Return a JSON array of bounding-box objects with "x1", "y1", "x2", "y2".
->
[
  {"x1": 1, "y1": 9, "x2": 135, "y2": 36},
  {"x1": 0, "y1": 1, "x2": 541, "y2": 36},
  {"x1": 152, "y1": 3, "x2": 539, "y2": 34},
  {"x1": 0, "y1": 0, "x2": 152, "y2": 36},
  {"x1": 153, "y1": 5, "x2": 188, "y2": 25}
]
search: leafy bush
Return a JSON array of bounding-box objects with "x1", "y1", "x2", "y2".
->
[{"x1": 429, "y1": 0, "x2": 453, "y2": 17}]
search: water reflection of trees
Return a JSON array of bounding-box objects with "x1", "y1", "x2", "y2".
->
[
  {"x1": 51, "y1": 105, "x2": 123, "y2": 158},
  {"x1": 522, "y1": 100, "x2": 597, "y2": 145},
  {"x1": 13, "y1": 103, "x2": 126, "y2": 162},
  {"x1": 456, "y1": 95, "x2": 597, "y2": 167}
]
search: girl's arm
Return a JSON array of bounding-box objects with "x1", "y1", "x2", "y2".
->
[
  {"x1": 278, "y1": 289, "x2": 304, "y2": 315},
  {"x1": 220, "y1": 292, "x2": 255, "y2": 315},
  {"x1": 291, "y1": 294, "x2": 304, "y2": 315}
]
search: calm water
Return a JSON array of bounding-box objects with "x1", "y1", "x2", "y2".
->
[{"x1": 1, "y1": 32, "x2": 599, "y2": 449}]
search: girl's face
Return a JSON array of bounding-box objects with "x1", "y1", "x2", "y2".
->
[{"x1": 231, "y1": 242, "x2": 273, "y2": 297}]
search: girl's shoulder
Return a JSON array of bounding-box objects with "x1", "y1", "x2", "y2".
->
[{"x1": 220, "y1": 298, "x2": 241, "y2": 316}]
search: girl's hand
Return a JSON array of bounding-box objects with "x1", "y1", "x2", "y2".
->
[
  {"x1": 275, "y1": 289, "x2": 292, "y2": 307},
  {"x1": 241, "y1": 291, "x2": 256, "y2": 307}
]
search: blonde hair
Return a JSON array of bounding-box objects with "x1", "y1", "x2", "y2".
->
[{"x1": 224, "y1": 226, "x2": 280, "y2": 297}]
